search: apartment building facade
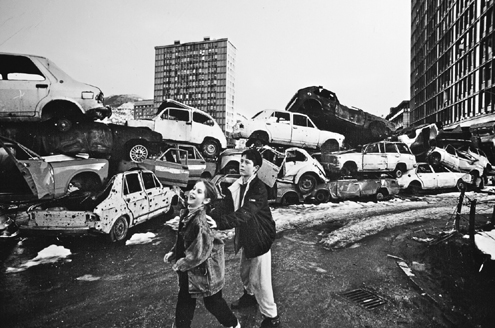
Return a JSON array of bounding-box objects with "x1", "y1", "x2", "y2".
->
[
  {"x1": 386, "y1": 100, "x2": 411, "y2": 130},
  {"x1": 154, "y1": 37, "x2": 236, "y2": 133},
  {"x1": 411, "y1": 0, "x2": 494, "y2": 129}
]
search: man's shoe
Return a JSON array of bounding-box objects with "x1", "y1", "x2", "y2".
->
[
  {"x1": 260, "y1": 315, "x2": 280, "y2": 327},
  {"x1": 231, "y1": 290, "x2": 257, "y2": 309}
]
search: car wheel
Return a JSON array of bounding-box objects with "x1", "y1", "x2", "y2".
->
[
  {"x1": 223, "y1": 162, "x2": 239, "y2": 174},
  {"x1": 108, "y1": 216, "x2": 129, "y2": 242},
  {"x1": 394, "y1": 166, "x2": 405, "y2": 178},
  {"x1": 54, "y1": 117, "x2": 72, "y2": 132},
  {"x1": 297, "y1": 173, "x2": 317, "y2": 194},
  {"x1": 408, "y1": 182, "x2": 422, "y2": 195},
  {"x1": 428, "y1": 152, "x2": 441, "y2": 166},
  {"x1": 127, "y1": 143, "x2": 149, "y2": 163},
  {"x1": 201, "y1": 140, "x2": 219, "y2": 158},
  {"x1": 456, "y1": 179, "x2": 467, "y2": 192},
  {"x1": 314, "y1": 189, "x2": 329, "y2": 204}
]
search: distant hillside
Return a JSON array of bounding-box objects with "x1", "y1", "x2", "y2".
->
[{"x1": 104, "y1": 94, "x2": 144, "y2": 108}]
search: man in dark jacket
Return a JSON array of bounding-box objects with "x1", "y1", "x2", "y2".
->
[{"x1": 211, "y1": 148, "x2": 280, "y2": 328}]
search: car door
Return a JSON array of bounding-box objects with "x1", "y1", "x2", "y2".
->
[
  {"x1": 180, "y1": 145, "x2": 206, "y2": 181},
  {"x1": 362, "y1": 143, "x2": 387, "y2": 171},
  {"x1": 191, "y1": 111, "x2": 214, "y2": 145},
  {"x1": 432, "y1": 165, "x2": 456, "y2": 188},
  {"x1": 141, "y1": 171, "x2": 169, "y2": 216},
  {"x1": 122, "y1": 171, "x2": 149, "y2": 224},
  {"x1": 151, "y1": 148, "x2": 189, "y2": 187},
  {"x1": 291, "y1": 114, "x2": 318, "y2": 148},
  {"x1": 416, "y1": 164, "x2": 437, "y2": 189},
  {"x1": 384, "y1": 143, "x2": 401, "y2": 170},
  {"x1": 0, "y1": 54, "x2": 50, "y2": 118},
  {"x1": 267, "y1": 111, "x2": 291, "y2": 143},
  {"x1": 154, "y1": 107, "x2": 191, "y2": 142}
]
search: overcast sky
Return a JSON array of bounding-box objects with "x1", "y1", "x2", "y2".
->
[{"x1": 0, "y1": 0, "x2": 411, "y2": 118}]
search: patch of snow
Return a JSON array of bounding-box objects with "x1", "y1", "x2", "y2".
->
[
  {"x1": 125, "y1": 232, "x2": 156, "y2": 245},
  {"x1": 5, "y1": 244, "x2": 71, "y2": 273},
  {"x1": 76, "y1": 274, "x2": 101, "y2": 281}
]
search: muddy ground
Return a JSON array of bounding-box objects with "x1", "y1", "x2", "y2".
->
[{"x1": 0, "y1": 209, "x2": 494, "y2": 327}]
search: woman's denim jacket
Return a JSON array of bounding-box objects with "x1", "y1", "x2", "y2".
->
[{"x1": 169, "y1": 207, "x2": 225, "y2": 298}]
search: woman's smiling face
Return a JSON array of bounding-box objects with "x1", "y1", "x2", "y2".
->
[{"x1": 187, "y1": 181, "x2": 210, "y2": 209}]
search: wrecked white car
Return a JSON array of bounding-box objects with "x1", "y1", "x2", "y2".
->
[
  {"x1": 0, "y1": 52, "x2": 111, "y2": 131},
  {"x1": 0, "y1": 136, "x2": 109, "y2": 203},
  {"x1": 16, "y1": 169, "x2": 181, "y2": 242}
]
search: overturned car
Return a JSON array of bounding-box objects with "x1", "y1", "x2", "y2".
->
[{"x1": 285, "y1": 86, "x2": 396, "y2": 147}]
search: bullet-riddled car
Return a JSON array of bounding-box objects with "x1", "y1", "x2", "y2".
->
[
  {"x1": 17, "y1": 169, "x2": 181, "y2": 242},
  {"x1": 0, "y1": 52, "x2": 111, "y2": 131},
  {"x1": 0, "y1": 136, "x2": 109, "y2": 203},
  {"x1": 232, "y1": 109, "x2": 345, "y2": 152},
  {"x1": 323, "y1": 141, "x2": 417, "y2": 178}
]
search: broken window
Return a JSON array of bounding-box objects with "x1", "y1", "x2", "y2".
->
[
  {"x1": 124, "y1": 173, "x2": 142, "y2": 194},
  {"x1": 193, "y1": 111, "x2": 214, "y2": 126},
  {"x1": 0, "y1": 54, "x2": 45, "y2": 81}
]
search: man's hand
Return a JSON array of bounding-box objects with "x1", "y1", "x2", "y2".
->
[{"x1": 206, "y1": 215, "x2": 217, "y2": 229}]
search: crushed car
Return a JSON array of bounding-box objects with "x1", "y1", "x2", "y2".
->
[
  {"x1": 0, "y1": 52, "x2": 111, "y2": 131},
  {"x1": 0, "y1": 136, "x2": 109, "y2": 203},
  {"x1": 322, "y1": 141, "x2": 417, "y2": 179},
  {"x1": 14, "y1": 169, "x2": 181, "y2": 242},
  {"x1": 232, "y1": 109, "x2": 345, "y2": 152},
  {"x1": 397, "y1": 163, "x2": 473, "y2": 194},
  {"x1": 285, "y1": 86, "x2": 396, "y2": 147},
  {"x1": 327, "y1": 177, "x2": 399, "y2": 202},
  {"x1": 126, "y1": 99, "x2": 227, "y2": 158}
]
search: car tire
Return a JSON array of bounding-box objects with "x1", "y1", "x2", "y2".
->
[
  {"x1": 428, "y1": 152, "x2": 441, "y2": 166},
  {"x1": 201, "y1": 139, "x2": 220, "y2": 158},
  {"x1": 108, "y1": 216, "x2": 129, "y2": 242},
  {"x1": 394, "y1": 165, "x2": 406, "y2": 178},
  {"x1": 297, "y1": 173, "x2": 317, "y2": 194},
  {"x1": 314, "y1": 189, "x2": 329, "y2": 204},
  {"x1": 127, "y1": 142, "x2": 149, "y2": 163},
  {"x1": 456, "y1": 179, "x2": 467, "y2": 192},
  {"x1": 54, "y1": 117, "x2": 73, "y2": 132}
]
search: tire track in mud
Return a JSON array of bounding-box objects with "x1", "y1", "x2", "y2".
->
[{"x1": 272, "y1": 193, "x2": 495, "y2": 249}]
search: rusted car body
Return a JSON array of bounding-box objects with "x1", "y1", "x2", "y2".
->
[
  {"x1": 327, "y1": 177, "x2": 399, "y2": 201},
  {"x1": 0, "y1": 136, "x2": 109, "y2": 203},
  {"x1": 0, "y1": 121, "x2": 163, "y2": 163},
  {"x1": 285, "y1": 86, "x2": 396, "y2": 147},
  {"x1": 16, "y1": 170, "x2": 181, "y2": 242}
]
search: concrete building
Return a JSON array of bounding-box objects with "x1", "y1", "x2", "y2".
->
[
  {"x1": 386, "y1": 100, "x2": 411, "y2": 130},
  {"x1": 133, "y1": 99, "x2": 154, "y2": 120},
  {"x1": 154, "y1": 37, "x2": 236, "y2": 133},
  {"x1": 411, "y1": 0, "x2": 494, "y2": 129}
]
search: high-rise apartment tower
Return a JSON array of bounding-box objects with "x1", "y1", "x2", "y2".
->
[
  {"x1": 154, "y1": 37, "x2": 236, "y2": 133},
  {"x1": 411, "y1": 0, "x2": 494, "y2": 128}
]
